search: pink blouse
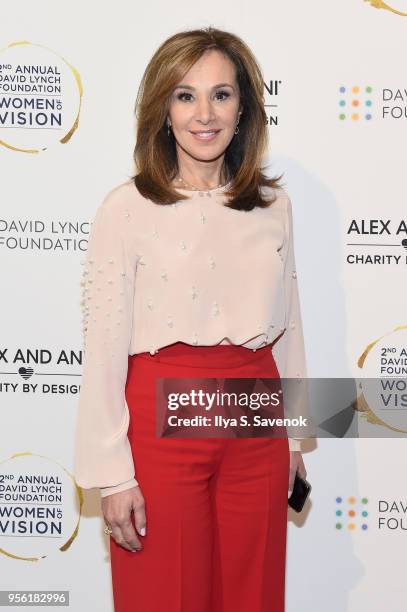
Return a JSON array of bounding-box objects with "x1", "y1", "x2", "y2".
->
[{"x1": 73, "y1": 180, "x2": 309, "y2": 497}]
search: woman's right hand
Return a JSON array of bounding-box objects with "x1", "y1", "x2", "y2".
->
[{"x1": 101, "y1": 485, "x2": 146, "y2": 552}]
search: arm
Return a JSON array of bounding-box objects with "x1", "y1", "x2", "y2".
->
[
  {"x1": 288, "y1": 438, "x2": 302, "y2": 451},
  {"x1": 73, "y1": 191, "x2": 139, "y2": 494},
  {"x1": 272, "y1": 194, "x2": 311, "y2": 451},
  {"x1": 100, "y1": 478, "x2": 138, "y2": 497}
]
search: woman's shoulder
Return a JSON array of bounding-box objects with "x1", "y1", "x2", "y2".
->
[
  {"x1": 257, "y1": 185, "x2": 291, "y2": 219},
  {"x1": 260, "y1": 184, "x2": 290, "y2": 205},
  {"x1": 91, "y1": 180, "x2": 155, "y2": 233},
  {"x1": 98, "y1": 179, "x2": 145, "y2": 214}
]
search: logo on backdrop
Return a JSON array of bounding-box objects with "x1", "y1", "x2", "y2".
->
[
  {"x1": 0, "y1": 452, "x2": 81, "y2": 561},
  {"x1": 263, "y1": 79, "x2": 281, "y2": 126},
  {"x1": 338, "y1": 86, "x2": 373, "y2": 121},
  {"x1": 335, "y1": 495, "x2": 407, "y2": 532},
  {"x1": 335, "y1": 496, "x2": 369, "y2": 531},
  {"x1": 0, "y1": 218, "x2": 90, "y2": 252},
  {"x1": 356, "y1": 326, "x2": 407, "y2": 433},
  {"x1": 338, "y1": 84, "x2": 407, "y2": 121},
  {"x1": 0, "y1": 41, "x2": 83, "y2": 153},
  {"x1": 364, "y1": 0, "x2": 407, "y2": 17},
  {"x1": 378, "y1": 499, "x2": 407, "y2": 530},
  {"x1": 346, "y1": 217, "x2": 407, "y2": 266},
  {"x1": 0, "y1": 346, "x2": 83, "y2": 396}
]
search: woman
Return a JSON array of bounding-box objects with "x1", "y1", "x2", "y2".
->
[{"x1": 74, "y1": 26, "x2": 309, "y2": 612}]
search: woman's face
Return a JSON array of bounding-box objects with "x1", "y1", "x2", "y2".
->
[{"x1": 167, "y1": 49, "x2": 242, "y2": 163}]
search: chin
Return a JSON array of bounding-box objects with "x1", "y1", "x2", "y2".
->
[
  {"x1": 183, "y1": 139, "x2": 230, "y2": 158},
  {"x1": 189, "y1": 148, "x2": 226, "y2": 161}
]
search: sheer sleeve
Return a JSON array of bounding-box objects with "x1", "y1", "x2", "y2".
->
[
  {"x1": 73, "y1": 192, "x2": 139, "y2": 494},
  {"x1": 272, "y1": 194, "x2": 311, "y2": 451},
  {"x1": 100, "y1": 478, "x2": 138, "y2": 497}
]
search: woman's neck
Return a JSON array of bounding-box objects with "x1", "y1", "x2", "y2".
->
[{"x1": 173, "y1": 155, "x2": 226, "y2": 191}]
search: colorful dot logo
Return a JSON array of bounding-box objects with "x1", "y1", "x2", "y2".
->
[
  {"x1": 335, "y1": 496, "x2": 369, "y2": 530},
  {"x1": 338, "y1": 86, "x2": 373, "y2": 121}
]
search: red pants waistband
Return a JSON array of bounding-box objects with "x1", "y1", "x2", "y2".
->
[{"x1": 130, "y1": 341, "x2": 276, "y2": 370}]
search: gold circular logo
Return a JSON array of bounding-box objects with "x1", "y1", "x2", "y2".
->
[
  {"x1": 365, "y1": 0, "x2": 407, "y2": 16},
  {"x1": 0, "y1": 41, "x2": 83, "y2": 153}
]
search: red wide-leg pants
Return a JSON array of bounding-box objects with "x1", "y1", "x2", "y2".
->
[{"x1": 109, "y1": 341, "x2": 290, "y2": 612}]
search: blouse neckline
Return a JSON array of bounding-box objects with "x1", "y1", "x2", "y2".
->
[{"x1": 174, "y1": 180, "x2": 232, "y2": 196}]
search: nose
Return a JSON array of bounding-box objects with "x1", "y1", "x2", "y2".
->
[{"x1": 194, "y1": 95, "x2": 215, "y2": 125}]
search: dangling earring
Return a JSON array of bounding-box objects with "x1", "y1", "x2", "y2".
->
[
  {"x1": 234, "y1": 111, "x2": 242, "y2": 135},
  {"x1": 167, "y1": 120, "x2": 172, "y2": 137}
]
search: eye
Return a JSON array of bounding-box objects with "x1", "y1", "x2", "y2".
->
[
  {"x1": 175, "y1": 90, "x2": 231, "y2": 102},
  {"x1": 214, "y1": 90, "x2": 230, "y2": 101},
  {"x1": 177, "y1": 92, "x2": 193, "y2": 101}
]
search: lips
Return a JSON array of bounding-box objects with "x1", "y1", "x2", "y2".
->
[
  {"x1": 190, "y1": 130, "x2": 220, "y2": 134},
  {"x1": 189, "y1": 129, "x2": 221, "y2": 140}
]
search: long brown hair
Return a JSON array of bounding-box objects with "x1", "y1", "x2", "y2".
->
[{"x1": 131, "y1": 26, "x2": 284, "y2": 210}]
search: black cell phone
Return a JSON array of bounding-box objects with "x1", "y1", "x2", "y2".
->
[{"x1": 288, "y1": 470, "x2": 311, "y2": 512}]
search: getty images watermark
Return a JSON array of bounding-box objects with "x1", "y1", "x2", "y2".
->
[
  {"x1": 155, "y1": 376, "x2": 313, "y2": 440},
  {"x1": 155, "y1": 376, "x2": 407, "y2": 441}
]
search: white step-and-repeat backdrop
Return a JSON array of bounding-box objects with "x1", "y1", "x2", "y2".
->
[{"x1": 1, "y1": 2, "x2": 406, "y2": 610}]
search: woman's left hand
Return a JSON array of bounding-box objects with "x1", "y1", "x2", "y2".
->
[{"x1": 288, "y1": 451, "x2": 307, "y2": 497}]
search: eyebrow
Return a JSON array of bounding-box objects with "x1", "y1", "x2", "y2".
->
[{"x1": 173, "y1": 82, "x2": 235, "y2": 91}]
